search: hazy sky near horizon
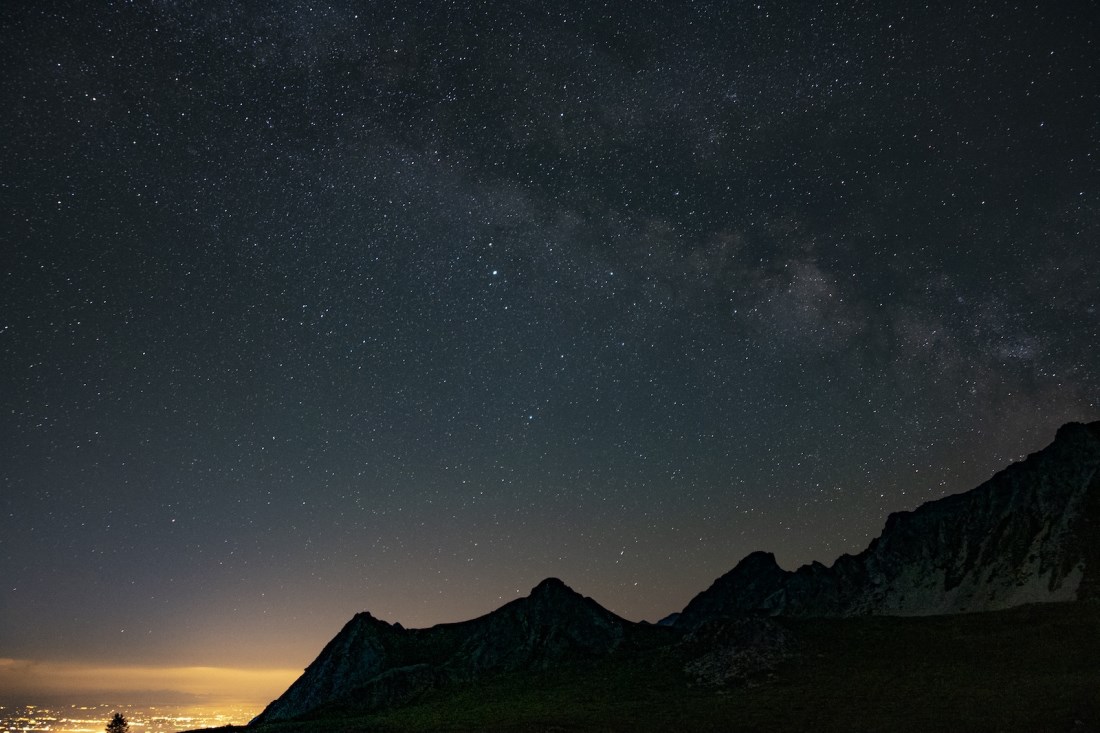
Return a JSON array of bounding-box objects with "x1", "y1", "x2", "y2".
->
[
  {"x1": 0, "y1": 657, "x2": 298, "y2": 708},
  {"x1": 2, "y1": 0, "x2": 1098, "y2": 701}
]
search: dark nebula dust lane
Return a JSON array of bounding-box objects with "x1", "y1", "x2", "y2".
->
[{"x1": 1, "y1": 1, "x2": 1097, "y2": 674}]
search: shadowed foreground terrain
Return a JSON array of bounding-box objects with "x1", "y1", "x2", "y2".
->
[{"x1": 190, "y1": 600, "x2": 1099, "y2": 733}]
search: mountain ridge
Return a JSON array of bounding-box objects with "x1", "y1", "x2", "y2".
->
[
  {"x1": 251, "y1": 575, "x2": 665, "y2": 724},
  {"x1": 674, "y1": 420, "x2": 1100, "y2": 627},
  {"x1": 249, "y1": 420, "x2": 1100, "y2": 725}
]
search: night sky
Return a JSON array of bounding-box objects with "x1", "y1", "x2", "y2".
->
[{"x1": 2, "y1": 0, "x2": 1098, "y2": 702}]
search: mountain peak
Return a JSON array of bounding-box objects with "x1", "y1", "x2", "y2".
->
[
  {"x1": 522, "y1": 577, "x2": 598, "y2": 615},
  {"x1": 673, "y1": 551, "x2": 792, "y2": 629},
  {"x1": 351, "y1": 610, "x2": 402, "y2": 630},
  {"x1": 1056, "y1": 420, "x2": 1100, "y2": 443},
  {"x1": 530, "y1": 577, "x2": 573, "y2": 596},
  {"x1": 734, "y1": 551, "x2": 782, "y2": 572}
]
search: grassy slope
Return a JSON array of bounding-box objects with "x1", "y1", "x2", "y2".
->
[{"x1": 203, "y1": 602, "x2": 1100, "y2": 733}]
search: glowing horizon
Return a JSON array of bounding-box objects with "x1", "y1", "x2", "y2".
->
[{"x1": 0, "y1": 658, "x2": 298, "y2": 708}]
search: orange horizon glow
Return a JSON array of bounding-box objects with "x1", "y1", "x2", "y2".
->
[{"x1": 0, "y1": 658, "x2": 299, "y2": 706}]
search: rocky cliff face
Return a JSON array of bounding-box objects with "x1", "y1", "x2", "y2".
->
[
  {"x1": 676, "y1": 421, "x2": 1100, "y2": 628},
  {"x1": 249, "y1": 611, "x2": 416, "y2": 723},
  {"x1": 251, "y1": 578, "x2": 643, "y2": 724}
]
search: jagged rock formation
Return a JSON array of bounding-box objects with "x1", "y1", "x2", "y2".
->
[
  {"x1": 251, "y1": 578, "x2": 656, "y2": 724},
  {"x1": 676, "y1": 421, "x2": 1100, "y2": 628}
]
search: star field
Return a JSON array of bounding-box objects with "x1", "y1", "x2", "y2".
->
[{"x1": 1, "y1": 1, "x2": 1098, "y2": 676}]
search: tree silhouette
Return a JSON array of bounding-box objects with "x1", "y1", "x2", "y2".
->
[{"x1": 105, "y1": 713, "x2": 129, "y2": 733}]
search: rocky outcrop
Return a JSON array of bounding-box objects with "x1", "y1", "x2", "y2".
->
[
  {"x1": 681, "y1": 617, "x2": 794, "y2": 686},
  {"x1": 676, "y1": 421, "x2": 1100, "y2": 627},
  {"x1": 251, "y1": 578, "x2": 645, "y2": 724}
]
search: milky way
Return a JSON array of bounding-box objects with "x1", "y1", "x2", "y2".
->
[{"x1": 1, "y1": 1, "x2": 1097, "y2": 672}]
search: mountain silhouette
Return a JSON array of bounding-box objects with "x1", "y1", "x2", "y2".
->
[
  {"x1": 676, "y1": 420, "x2": 1100, "y2": 627},
  {"x1": 252, "y1": 577, "x2": 662, "y2": 723},
  {"x1": 251, "y1": 421, "x2": 1100, "y2": 725}
]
